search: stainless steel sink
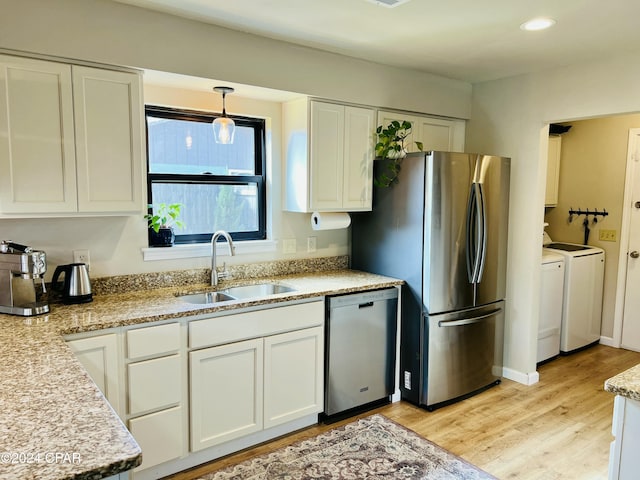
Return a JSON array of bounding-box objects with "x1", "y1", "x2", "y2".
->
[
  {"x1": 221, "y1": 283, "x2": 296, "y2": 299},
  {"x1": 179, "y1": 291, "x2": 236, "y2": 304},
  {"x1": 177, "y1": 283, "x2": 296, "y2": 304}
]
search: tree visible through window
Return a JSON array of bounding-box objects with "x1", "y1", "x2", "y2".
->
[{"x1": 145, "y1": 105, "x2": 266, "y2": 244}]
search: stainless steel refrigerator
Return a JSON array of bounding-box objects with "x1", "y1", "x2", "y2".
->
[{"x1": 352, "y1": 151, "x2": 510, "y2": 410}]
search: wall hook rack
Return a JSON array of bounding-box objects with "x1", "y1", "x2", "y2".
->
[{"x1": 568, "y1": 208, "x2": 608, "y2": 223}]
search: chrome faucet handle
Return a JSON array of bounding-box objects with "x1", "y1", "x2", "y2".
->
[{"x1": 218, "y1": 262, "x2": 231, "y2": 280}]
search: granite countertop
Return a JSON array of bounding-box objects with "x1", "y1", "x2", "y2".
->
[
  {"x1": 605, "y1": 363, "x2": 640, "y2": 402},
  {"x1": 0, "y1": 267, "x2": 402, "y2": 480}
]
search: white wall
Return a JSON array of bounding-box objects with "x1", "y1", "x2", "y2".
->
[
  {"x1": 0, "y1": 0, "x2": 471, "y2": 119},
  {"x1": 467, "y1": 51, "x2": 640, "y2": 382},
  {"x1": 0, "y1": 0, "x2": 472, "y2": 279}
]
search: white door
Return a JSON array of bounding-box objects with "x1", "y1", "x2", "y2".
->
[{"x1": 622, "y1": 129, "x2": 640, "y2": 351}]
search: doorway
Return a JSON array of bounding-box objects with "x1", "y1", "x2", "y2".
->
[{"x1": 543, "y1": 114, "x2": 640, "y2": 350}]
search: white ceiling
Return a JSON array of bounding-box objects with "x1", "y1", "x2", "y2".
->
[{"x1": 114, "y1": 0, "x2": 640, "y2": 84}]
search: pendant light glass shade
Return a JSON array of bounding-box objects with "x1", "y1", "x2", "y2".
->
[{"x1": 212, "y1": 86, "x2": 235, "y2": 144}]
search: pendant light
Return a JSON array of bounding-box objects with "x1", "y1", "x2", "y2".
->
[{"x1": 212, "y1": 86, "x2": 235, "y2": 144}]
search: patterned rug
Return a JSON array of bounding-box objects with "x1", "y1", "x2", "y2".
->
[{"x1": 200, "y1": 414, "x2": 496, "y2": 479}]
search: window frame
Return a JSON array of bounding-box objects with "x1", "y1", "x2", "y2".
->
[{"x1": 145, "y1": 105, "x2": 267, "y2": 244}]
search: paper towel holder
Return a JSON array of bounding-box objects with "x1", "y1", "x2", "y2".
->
[{"x1": 310, "y1": 212, "x2": 351, "y2": 231}]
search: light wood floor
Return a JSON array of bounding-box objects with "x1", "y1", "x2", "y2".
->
[{"x1": 167, "y1": 345, "x2": 640, "y2": 480}]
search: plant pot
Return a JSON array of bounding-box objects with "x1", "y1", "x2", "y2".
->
[
  {"x1": 386, "y1": 148, "x2": 408, "y2": 160},
  {"x1": 148, "y1": 226, "x2": 175, "y2": 247}
]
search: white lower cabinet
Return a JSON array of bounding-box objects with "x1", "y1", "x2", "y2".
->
[
  {"x1": 67, "y1": 299, "x2": 324, "y2": 479},
  {"x1": 190, "y1": 325, "x2": 324, "y2": 452},
  {"x1": 124, "y1": 322, "x2": 186, "y2": 475},
  {"x1": 609, "y1": 395, "x2": 640, "y2": 479}
]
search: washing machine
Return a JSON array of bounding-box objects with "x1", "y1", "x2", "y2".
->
[
  {"x1": 543, "y1": 233, "x2": 605, "y2": 354},
  {"x1": 538, "y1": 250, "x2": 565, "y2": 363}
]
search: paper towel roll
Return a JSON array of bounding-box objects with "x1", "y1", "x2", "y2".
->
[{"x1": 311, "y1": 212, "x2": 351, "y2": 231}]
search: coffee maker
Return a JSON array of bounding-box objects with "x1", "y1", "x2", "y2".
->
[{"x1": 0, "y1": 241, "x2": 50, "y2": 316}]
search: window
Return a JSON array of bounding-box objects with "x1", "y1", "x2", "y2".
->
[{"x1": 145, "y1": 105, "x2": 266, "y2": 244}]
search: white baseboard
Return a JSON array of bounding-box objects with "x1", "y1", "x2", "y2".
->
[
  {"x1": 599, "y1": 336, "x2": 619, "y2": 348},
  {"x1": 503, "y1": 367, "x2": 540, "y2": 386}
]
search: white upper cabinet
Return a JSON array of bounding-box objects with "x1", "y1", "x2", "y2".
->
[
  {"x1": 284, "y1": 99, "x2": 375, "y2": 212},
  {"x1": 0, "y1": 55, "x2": 144, "y2": 216},
  {"x1": 545, "y1": 135, "x2": 562, "y2": 207},
  {"x1": 376, "y1": 110, "x2": 466, "y2": 153}
]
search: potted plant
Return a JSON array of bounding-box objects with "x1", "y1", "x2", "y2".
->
[
  {"x1": 144, "y1": 203, "x2": 185, "y2": 247},
  {"x1": 374, "y1": 120, "x2": 423, "y2": 187}
]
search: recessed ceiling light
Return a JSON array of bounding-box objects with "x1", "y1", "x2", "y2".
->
[
  {"x1": 520, "y1": 17, "x2": 556, "y2": 31},
  {"x1": 365, "y1": 0, "x2": 411, "y2": 8}
]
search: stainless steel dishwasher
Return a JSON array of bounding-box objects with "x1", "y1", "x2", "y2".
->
[{"x1": 325, "y1": 287, "x2": 398, "y2": 417}]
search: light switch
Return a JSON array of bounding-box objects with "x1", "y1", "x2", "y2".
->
[{"x1": 599, "y1": 229, "x2": 617, "y2": 242}]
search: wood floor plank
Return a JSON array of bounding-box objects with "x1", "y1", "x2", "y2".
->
[{"x1": 165, "y1": 345, "x2": 640, "y2": 480}]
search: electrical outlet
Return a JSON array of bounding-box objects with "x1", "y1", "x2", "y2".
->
[
  {"x1": 282, "y1": 239, "x2": 296, "y2": 254},
  {"x1": 307, "y1": 236, "x2": 317, "y2": 253},
  {"x1": 73, "y1": 249, "x2": 90, "y2": 269},
  {"x1": 599, "y1": 229, "x2": 617, "y2": 242}
]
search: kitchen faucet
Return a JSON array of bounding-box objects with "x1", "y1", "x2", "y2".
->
[{"x1": 211, "y1": 230, "x2": 235, "y2": 286}]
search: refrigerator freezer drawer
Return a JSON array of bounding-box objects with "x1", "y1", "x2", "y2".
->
[
  {"x1": 423, "y1": 302, "x2": 504, "y2": 408},
  {"x1": 325, "y1": 288, "x2": 398, "y2": 416}
]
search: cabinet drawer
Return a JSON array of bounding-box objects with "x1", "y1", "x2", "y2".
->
[
  {"x1": 128, "y1": 354, "x2": 181, "y2": 415},
  {"x1": 127, "y1": 322, "x2": 180, "y2": 359},
  {"x1": 129, "y1": 406, "x2": 184, "y2": 471},
  {"x1": 189, "y1": 301, "x2": 324, "y2": 350}
]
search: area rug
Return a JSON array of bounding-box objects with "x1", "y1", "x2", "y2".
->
[{"x1": 200, "y1": 414, "x2": 496, "y2": 479}]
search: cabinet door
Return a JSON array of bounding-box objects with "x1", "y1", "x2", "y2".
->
[
  {"x1": 310, "y1": 101, "x2": 344, "y2": 210},
  {"x1": 190, "y1": 339, "x2": 263, "y2": 451},
  {"x1": 415, "y1": 116, "x2": 465, "y2": 152},
  {"x1": 264, "y1": 327, "x2": 324, "y2": 429},
  {"x1": 67, "y1": 333, "x2": 121, "y2": 416},
  {"x1": 72, "y1": 66, "x2": 144, "y2": 213},
  {"x1": 342, "y1": 106, "x2": 374, "y2": 211},
  {"x1": 545, "y1": 136, "x2": 561, "y2": 206},
  {"x1": 0, "y1": 55, "x2": 77, "y2": 214}
]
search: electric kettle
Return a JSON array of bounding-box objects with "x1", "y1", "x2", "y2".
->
[{"x1": 51, "y1": 263, "x2": 93, "y2": 304}]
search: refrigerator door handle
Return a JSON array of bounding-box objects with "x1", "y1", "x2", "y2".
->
[
  {"x1": 466, "y1": 183, "x2": 485, "y2": 284},
  {"x1": 476, "y1": 183, "x2": 487, "y2": 282},
  {"x1": 437, "y1": 307, "x2": 503, "y2": 327}
]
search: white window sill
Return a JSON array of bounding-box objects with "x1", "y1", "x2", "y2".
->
[{"x1": 142, "y1": 239, "x2": 277, "y2": 261}]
